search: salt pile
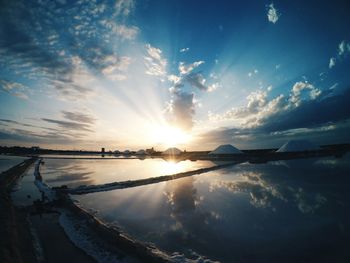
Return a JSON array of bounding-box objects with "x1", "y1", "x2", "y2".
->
[
  {"x1": 209, "y1": 144, "x2": 243, "y2": 155},
  {"x1": 162, "y1": 147, "x2": 182, "y2": 155},
  {"x1": 276, "y1": 140, "x2": 320, "y2": 152}
]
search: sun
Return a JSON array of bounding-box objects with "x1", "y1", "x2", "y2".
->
[{"x1": 150, "y1": 125, "x2": 191, "y2": 147}]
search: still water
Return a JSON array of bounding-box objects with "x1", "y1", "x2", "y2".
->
[
  {"x1": 40, "y1": 158, "x2": 215, "y2": 187},
  {"x1": 73, "y1": 154, "x2": 350, "y2": 263},
  {"x1": 0, "y1": 155, "x2": 28, "y2": 173}
]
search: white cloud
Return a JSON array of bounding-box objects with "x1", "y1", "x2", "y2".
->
[
  {"x1": 180, "y1": 47, "x2": 190, "y2": 53},
  {"x1": 144, "y1": 44, "x2": 167, "y2": 77},
  {"x1": 267, "y1": 3, "x2": 280, "y2": 24},
  {"x1": 168, "y1": 74, "x2": 181, "y2": 84},
  {"x1": 208, "y1": 82, "x2": 220, "y2": 92},
  {"x1": 209, "y1": 81, "x2": 322, "y2": 128},
  {"x1": 178, "y1": 61, "x2": 204, "y2": 75},
  {"x1": 329, "y1": 57, "x2": 336, "y2": 68},
  {"x1": 329, "y1": 40, "x2": 350, "y2": 68},
  {"x1": 290, "y1": 81, "x2": 322, "y2": 106},
  {"x1": 338, "y1": 40, "x2": 350, "y2": 56}
]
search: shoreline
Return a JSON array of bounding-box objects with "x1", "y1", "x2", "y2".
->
[
  {"x1": 1, "y1": 158, "x2": 97, "y2": 263},
  {"x1": 0, "y1": 158, "x2": 37, "y2": 263}
]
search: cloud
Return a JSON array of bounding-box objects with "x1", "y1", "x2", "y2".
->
[
  {"x1": 185, "y1": 73, "x2": 208, "y2": 91},
  {"x1": 144, "y1": 44, "x2": 167, "y2": 77},
  {"x1": 0, "y1": 80, "x2": 29, "y2": 99},
  {"x1": 167, "y1": 91, "x2": 195, "y2": 130},
  {"x1": 100, "y1": 55, "x2": 131, "y2": 81},
  {"x1": 41, "y1": 110, "x2": 96, "y2": 132},
  {"x1": 328, "y1": 40, "x2": 350, "y2": 68},
  {"x1": 179, "y1": 61, "x2": 204, "y2": 75},
  {"x1": 61, "y1": 111, "x2": 96, "y2": 124},
  {"x1": 42, "y1": 118, "x2": 93, "y2": 132},
  {"x1": 210, "y1": 81, "x2": 323, "y2": 129},
  {"x1": 165, "y1": 59, "x2": 220, "y2": 129},
  {"x1": 180, "y1": 47, "x2": 190, "y2": 53},
  {"x1": 267, "y1": 3, "x2": 280, "y2": 24},
  {"x1": 329, "y1": 57, "x2": 336, "y2": 68},
  {"x1": 338, "y1": 40, "x2": 350, "y2": 56},
  {"x1": 289, "y1": 81, "x2": 322, "y2": 106},
  {"x1": 0, "y1": 119, "x2": 58, "y2": 131},
  {"x1": 113, "y1": 24, "x2": 139, "y2": 40},
  {"x1": 0, "y1": 0, "x2": 140, "y2": 101},
  {"x1": 203, "y1": 86, "x2": 350, "y2": 149},
  {"x1": 114, "y1": 0, "x2": 135, "y2": 17},
  {"x1": 0, "y1": 110, "x2": 97, "y2": 146}
]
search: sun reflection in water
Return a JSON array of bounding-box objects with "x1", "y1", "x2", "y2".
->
[{"x1": 158, "y1": 160, "x2": 191, "y2": 175}]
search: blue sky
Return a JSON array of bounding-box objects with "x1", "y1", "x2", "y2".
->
[{"x1": 1, "y1": 0, "x2": 350, "y2": 150}]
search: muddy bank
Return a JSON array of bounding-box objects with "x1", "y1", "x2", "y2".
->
[
  {"x1": 55, "y1": 193, "x2": 172, "y2": 263},
  {"x1": 0, "y1": 158, "x2": 37, "y2": 263}
]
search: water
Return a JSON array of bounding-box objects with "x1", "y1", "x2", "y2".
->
[
  {"x1": 40, "y1": 157, "x2": 215, "y2": 188},
  {"x1": 11, "y1": 166, "x2": 42, "y2": 206},
  {"x1": 0, "y1": 155, "x2": 29, "y2": 173},
  {"x1": 73, "y1": 154, "x2": 350, "y2": 262}
]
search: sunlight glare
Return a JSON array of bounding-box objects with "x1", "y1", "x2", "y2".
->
[{"x1": 151, "y1": 125, "x2": 191, "y2": 147}]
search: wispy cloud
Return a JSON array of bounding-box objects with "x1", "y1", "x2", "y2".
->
[
  {"x1": 180, "y1": 47, "x2": 190, "y2": 53},
  {"x1": 144, "y1": 44, "x2": 167, "y2": 77},
  {"x1": 114, "y1": 0, "x2": 135, "y2": 17},
  {"x1": 179, "y1": 61, "x2": 204, "y2": 75},
  {"x1": 61, "y1": 111, "x2": 96, "y2": 124},
  {"x1": 329, "y1": 57, "x2": 336, "y2": 69},
  {"x1": 267, "y1": 3, "x2": 280, "y2": 24},
  {"x1": 328, "y1": 40, "x2": 350, "y2": 69},
  {"x1": 338, "y1": 40, "x2": 350, "y2": 56},
  {"x1": 0, "y1": 80, "x2": 29, "y2": 99},
  {"x1": 41, "y1": 118, "x2": 93, "y2": 132}
]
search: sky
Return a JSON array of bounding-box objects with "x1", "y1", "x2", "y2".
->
[{"x1": 0, "y1": 0, "x2": 350, "y2": 151}]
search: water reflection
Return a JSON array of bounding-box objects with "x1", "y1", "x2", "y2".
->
[
  {"x1": 41, "y1": 157, "x2": 214, "y2": 187},
  {"x1": 75, "y1": 154, "x2": 350, "y2": 262},
  {"x1": 209, "y1": 170, "x2": 327, "y2": 213}
]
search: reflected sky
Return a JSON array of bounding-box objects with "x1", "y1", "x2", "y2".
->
[
  {"x1": 11, "y1": 165, "x2": 41, "y2": 206},
  {"x1": 75, "y1": 154, "x2": 350, "y2": 262},
  {"x1": 41, "y1": 157, "x2": 214, "y2": 187},
  {"x1": 0, "y1": 155, "x2": 28, "y2": 173}
]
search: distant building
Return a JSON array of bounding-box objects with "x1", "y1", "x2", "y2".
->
[
  {"x1": 146, "y1": 147, "x2": 156, "y2": 155},
  {"x1": 101, "y1": 147, "x2": 105, "y2": 153},
  {"x1": 31, "y1": 146, "x2": 40, "y2": 151}
]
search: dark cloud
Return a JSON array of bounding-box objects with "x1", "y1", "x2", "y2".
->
[
  {"x1": 199, "y1": 88, "x2": 350, "y2": 148},
  {"x1": 0, "y1": 118, "x2": 60, "y2": 132},
  {"x1": 41, "y1": 118, "x2": 93, "y2": 132},
  {"x1": 0, "y1": 0, "x2": 137, "y2": 100},
  {"x1": 170, "y1": 91, "x2": 195, "y2": 130},
  {"x1": 258, "y1": 88, "x2": 350, "y2": 133},
  {"x1": 0, "y1": 128, "x2": 82, "y2": 145},
  {"x1": 185, "y1": 72, "x2": 208, "y2": 91}
]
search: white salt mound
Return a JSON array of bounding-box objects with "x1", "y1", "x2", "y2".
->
[
  {"x1": 162, "y1": 147, "x2": 182, "y2": 155},
  {"x1": 209, "y1": 144, "x2": 243, "y2": 154},
  {"x1": 276, "y1": 140, "x2": 320, "y2": 153}
]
